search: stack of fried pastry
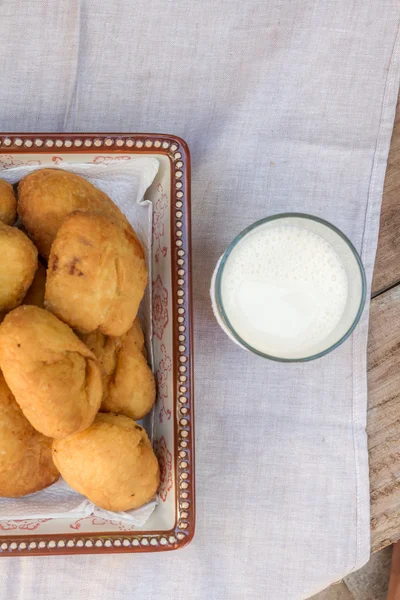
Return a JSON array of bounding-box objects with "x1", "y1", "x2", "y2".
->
[{"x1": 0, "y1": 170, "x2": 159, "y2": 512}]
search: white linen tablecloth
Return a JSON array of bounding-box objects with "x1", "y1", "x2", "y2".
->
[{"x1": 0, "y1": 1, "x2": 399, "y2": 598}]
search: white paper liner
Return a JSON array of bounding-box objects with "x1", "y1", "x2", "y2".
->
[{"x1": 0, "y1": 159, "x2": 159, "y2": 526}]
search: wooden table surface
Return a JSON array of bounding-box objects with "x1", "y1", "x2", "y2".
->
[{"x1": 368, "y1": 95, "x2": 400, "y2": 552}]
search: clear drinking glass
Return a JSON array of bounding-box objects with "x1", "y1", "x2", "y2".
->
[{"x1": 211, "y1": 213, "x2": 366, "y2": 362}]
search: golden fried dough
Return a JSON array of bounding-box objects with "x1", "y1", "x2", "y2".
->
[
  {"x1": 0, "y1": 223, "x2": 38, "y2": 313},
  {"x1": 18, "y1": 169, "x2": 141, "y2": 259},
  {"x1": 0, "y1": 371, "x2": 59, "y2": 497},
  {"x1": 45, "y1": 212, "x2": 147, "y2": 336},
  {"x1": 0, "y1": 179, "x2": 17, "y2": 225},
  {"x1": 81, "y1": 318, "x2": 155, "y2": 420},
  {"x1": 52, "y1": 414, "x2": 160, "y2": 511},
  {"x1": 23, "y1": 261, "x2": 46, "y2": 308},
  {"x1": 0, "y1": 306, "x2": 102, "y2": 439}
]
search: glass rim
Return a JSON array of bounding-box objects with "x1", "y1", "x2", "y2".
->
[{"x1": 215, "y1": 212, "x2": 367, "y2": 362}]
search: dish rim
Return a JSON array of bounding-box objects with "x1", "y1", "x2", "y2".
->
[{"x1": 0, "y1": 132, "x2": 195, "y2": 556}]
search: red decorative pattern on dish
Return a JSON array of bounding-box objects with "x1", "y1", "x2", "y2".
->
[
  {"x1": 0, "y1": 155, "x2": 41, "y2": 168},
  {"x1": 154, "y1": 437, "x2": 173, "y2": 502},
  {"x1": 152, "y1": 275, "x2": 169, "y2": 340},
  {"x1": 93, "y1": 156, "x2": 131, "y2": 163},
  {"x1": 70, "y1": 516, "x2": 139, "y2": 532},
  {"x1": 156, "y1": 343, "x2": 172, "y2": 423},
  {"x1": 152, "y1": 183, "x2": 168, "y2": 263},
  {"x1": 0, "y1": 519, "x2": 51, "y2": 531}
]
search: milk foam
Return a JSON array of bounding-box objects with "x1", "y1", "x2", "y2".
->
[{"x1": 220, "y1": 224, "x2": 348, "y2": 357}]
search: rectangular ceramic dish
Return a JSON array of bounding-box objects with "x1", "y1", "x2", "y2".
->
[{"x1": 0, "y1": 133, "x2": 194, "y2": 555}]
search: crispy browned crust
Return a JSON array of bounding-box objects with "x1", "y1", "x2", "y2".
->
[
  {"x1": 0, "y1": 306, "x2": 102, "y2": 439},
  {"x1": 52, "y1": 413, "x2": 160, "y2": 511},
  {"x1": 45, "y1": 212, "x2": 147, "y2": 336}
]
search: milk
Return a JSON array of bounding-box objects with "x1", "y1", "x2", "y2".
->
[{"x1": 219, "y1": 224, "x2": 349, "y2": 358}]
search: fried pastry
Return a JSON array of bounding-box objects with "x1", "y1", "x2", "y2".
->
[
  {"x1": 45, "y1": 212, "x2": 147, "y2": 336},
  {"x1": 18, "y1": 168, "x2": 141, "y2": 259},
  {"x1": 0, "y1": 179, "x2": 17, "y2": 225},
  {"x1": 0, "y1": 370, "x2": 59, "y2": 497},
  {"x1": 0, "y1": 222, "x2": 38, "y2": 313},
  {"x1": 0, "y1": 306, "x2": 102, "y2": 439},
  {"x1": 23, "y1": 261, "x2": 46, "y2": 308},
  {"x1": 81, "y1": 318, "x2": 155, "y2": 420},
  {"x1": 52, "y1": 413, "x2": 160, "y2": 511}
]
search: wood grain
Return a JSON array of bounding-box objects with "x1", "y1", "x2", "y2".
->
[
  {"x1": 372, "y1": 96, "x2": 400, "y2": 295},
  {"x1": 368, "y1": 90, "x2": 400, "y2": 551},
  {"x1": 369, "y1": 285, "x2": 400, "y2": 551}
]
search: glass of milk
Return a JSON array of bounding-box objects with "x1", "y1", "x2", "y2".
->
[{"x1": 211, "y1": 213, "x2": 366, "y2": 361}]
